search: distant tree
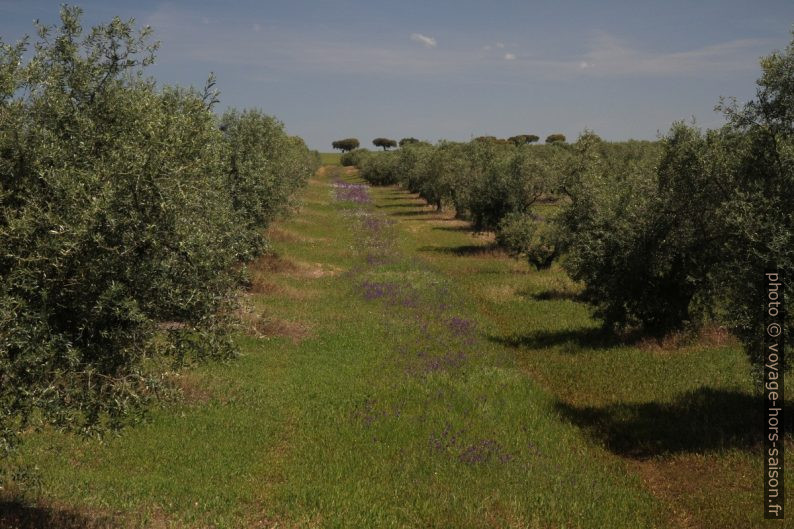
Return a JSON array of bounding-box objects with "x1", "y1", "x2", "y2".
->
[
  {"x1": 472, "y1": 136, "x2": 512, "y2": 145},
  {"x1": 332, "y1": 138, "x2": 360, "y2": 152},
  {"x1": 508, "y1": 134, "x2": 540, "y2": 145},
  {"x1": 545, "y1": 134, "x2": 566, "y2": 144},
  {"x1": 373, "y1": 137, "x2": 398, "y2": 150},
  {"x1": 399, "y1": 137, "x2": 419, "y2": 147}
]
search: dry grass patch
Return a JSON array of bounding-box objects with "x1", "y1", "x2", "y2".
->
[
  {"x1": 256, "y1": 316, "x2": 311, "y2": 343},
  {"x1": 246, "y1": 253, "x2": 339, "y2": 300},
  {"x1": 291, "y1": 260, "x2": 342, "y2": 279},
  {"x1": 630, "y1": 451, "x2": 762, "y2": 529},
  {"x1": 693, "y1": 324, "x2": 738, "y2": 348},
  {"x1": 266, "y1": 227, "x2": 328, "y2": 245},
  {"x1": 637, "y1": 325, "x2": 739, "y2": 354},
  {"x1": 247, "y1": 279, "x2": 284, "y2": 296},
  {"x1": 266, "y1": 227, "x2": 303, "y2": 243},
  {"x1": 469, "y1": 230, "x2": 497, "y2": 244},
  {"x1": 166, "y1": 372, "x2": 213, "y2": 407},
  {"x1": 482, "y1": 284, "x2": 518, "y2": 303},
  {"x1": 237, "y1": 301, "x2": 311, "y2": 343},
  {"x1": 246, "y1": 280, "x2": 316, "y2": 300},
  {"x1": 250, "y1": 253, "x2": 300, "y2": 275}
]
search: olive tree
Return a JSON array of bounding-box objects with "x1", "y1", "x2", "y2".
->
[
  {"x1": 459, "y1": 140, "x2": 564, "y2": 231},
  {"x1": 549, "y1": 32, "x2": 793, "y2": 370},
  {"x1": 359, "y1": 150, "x2": 400, "y2": 185},
  {"x1": 220, "y1": 109, "x2": 313, "y2": 258},
  {"x1": 0, "y1": 8, "x2": 235, "y2": 450},
  {"x1": 340, "y1": 148, "x2": 371, "y2": 167},
  {"x1": 0, "y1": 6, "x2": 313, "y2": 452},
  {"x1": 707, "y1": 36, "x2": 794, "y2": 371},
  {"x1": 553, "y1": 131, "x2": 691, "y2": 332}
]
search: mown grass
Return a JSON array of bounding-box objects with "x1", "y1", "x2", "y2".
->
[
  {"x1": 318, "y1": 152, "x2": 341, "y2": 165},
  {"x1": 1, "y1": 166, "x2": 789, "y2": 528},
  {"x1": 369, "y1": 182, "x2": 793, "y2": 529}
]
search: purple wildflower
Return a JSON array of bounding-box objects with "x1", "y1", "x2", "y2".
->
[{"x1": 333, "y1": 180, "x2": 371, "y2": 204}]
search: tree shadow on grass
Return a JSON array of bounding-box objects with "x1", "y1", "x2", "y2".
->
[
  {"x1": 374, "y1": 203, "x2": 423, "y2": 209},
  {"x1": 418, "y1": 243, "x2": 502, "y2": 257},
  {"x1": 521, "y1": 288, "x2": 585, "y2": 302},
  {"x1": 431, "y1": 225, "x2": 474, "y2": 232},
  {"x1": 0, "y1": 500, "x2": 114, "y2": 529},
  {"x1": 490, "y1": 326, "x2": 619, "y2": 350},
  {"x1": 389, "y1": 208, "x2": 435, "y2": 217},
  {"x1": 555, "y1": 387, "x2": 790, "y2": 459}
]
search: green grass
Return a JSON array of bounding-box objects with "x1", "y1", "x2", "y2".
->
[
  {"x1": 2, "y1": 166, "x2": 790, "y2": 528},
  {"x1": 318, "y1": 152, "x2": 341, "y2": 165},
  {"x1": 366, "y1": 182, "x2": 794, "y2": 529}
]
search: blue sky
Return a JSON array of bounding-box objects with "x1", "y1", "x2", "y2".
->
[{"x1": 1, "y1": 1, "x2": 792, "y2": 149}]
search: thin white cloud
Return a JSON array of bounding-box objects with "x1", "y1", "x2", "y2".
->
[
  {"x1": 144, "y1": 5, "x2": 771, "y2": 81},
  {"x1": 145, "y1": 5, "x2": 462, "y2": 76},
  {"x1": 410, "y1": 33, "x2": 437, "y2": 48},
  {"x1": 483, "y1": 42, "x2": 506, "y2": 52},
  {"x1": 506, "y1": 31, "x2": 772, "y2": 78},
  {"x1": 573, "y1": 31, "x2": 771, "y2": 76}
]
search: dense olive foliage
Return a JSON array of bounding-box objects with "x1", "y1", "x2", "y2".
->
[
  {"x1": 355, "y1": 34, "x2": 793, "y2": 374},
  {"x1": 553, "y1": 34, "x2": 793, "y2": 361},
  {"x1": 714, "y1": 38, "x2": 794, "y2": 368},
  {"x1": 552, "y1": 135, "x2": 670, "y2": 329},
  {"x1": 220, "y1": 109, "x2": 316, "y2": 258},
  {"x1": 362, "y1": 138, "x2": 568, "y2": 230},
  {"x1": 0, "y1": 8, "x2": 316, "y2": 451},
  {"x1": 340, "y1": 148, "x2": 372, "y2": 167},
  {"x1": 358, "y1": 150, "x2": 401, "y2": 185}
]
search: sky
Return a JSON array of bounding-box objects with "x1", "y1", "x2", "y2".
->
[{"x1": 1, "y1": 1, "x2": 793, "y2": 150}]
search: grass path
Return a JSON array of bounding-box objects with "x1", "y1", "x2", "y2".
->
[{"x1": 2, "y1": 166, "x2": 789, "y2": 528}]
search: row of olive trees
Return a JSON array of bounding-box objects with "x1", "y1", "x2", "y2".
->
[
  {"x1": 359, "y1": 136, "x2": 595, "y2": 232},
  {"x1": 536, "y1": 34, "x2": 792, "y2": 365},
  {"x1": 555, "y1": 93, "x2": 792, "y2": 370},
  {"x1": 354, "y1": 34, "x2": 793, "y2": 376},
  {"x1": 0, "y1": 7, "x2": 318, "y2": 452}
]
